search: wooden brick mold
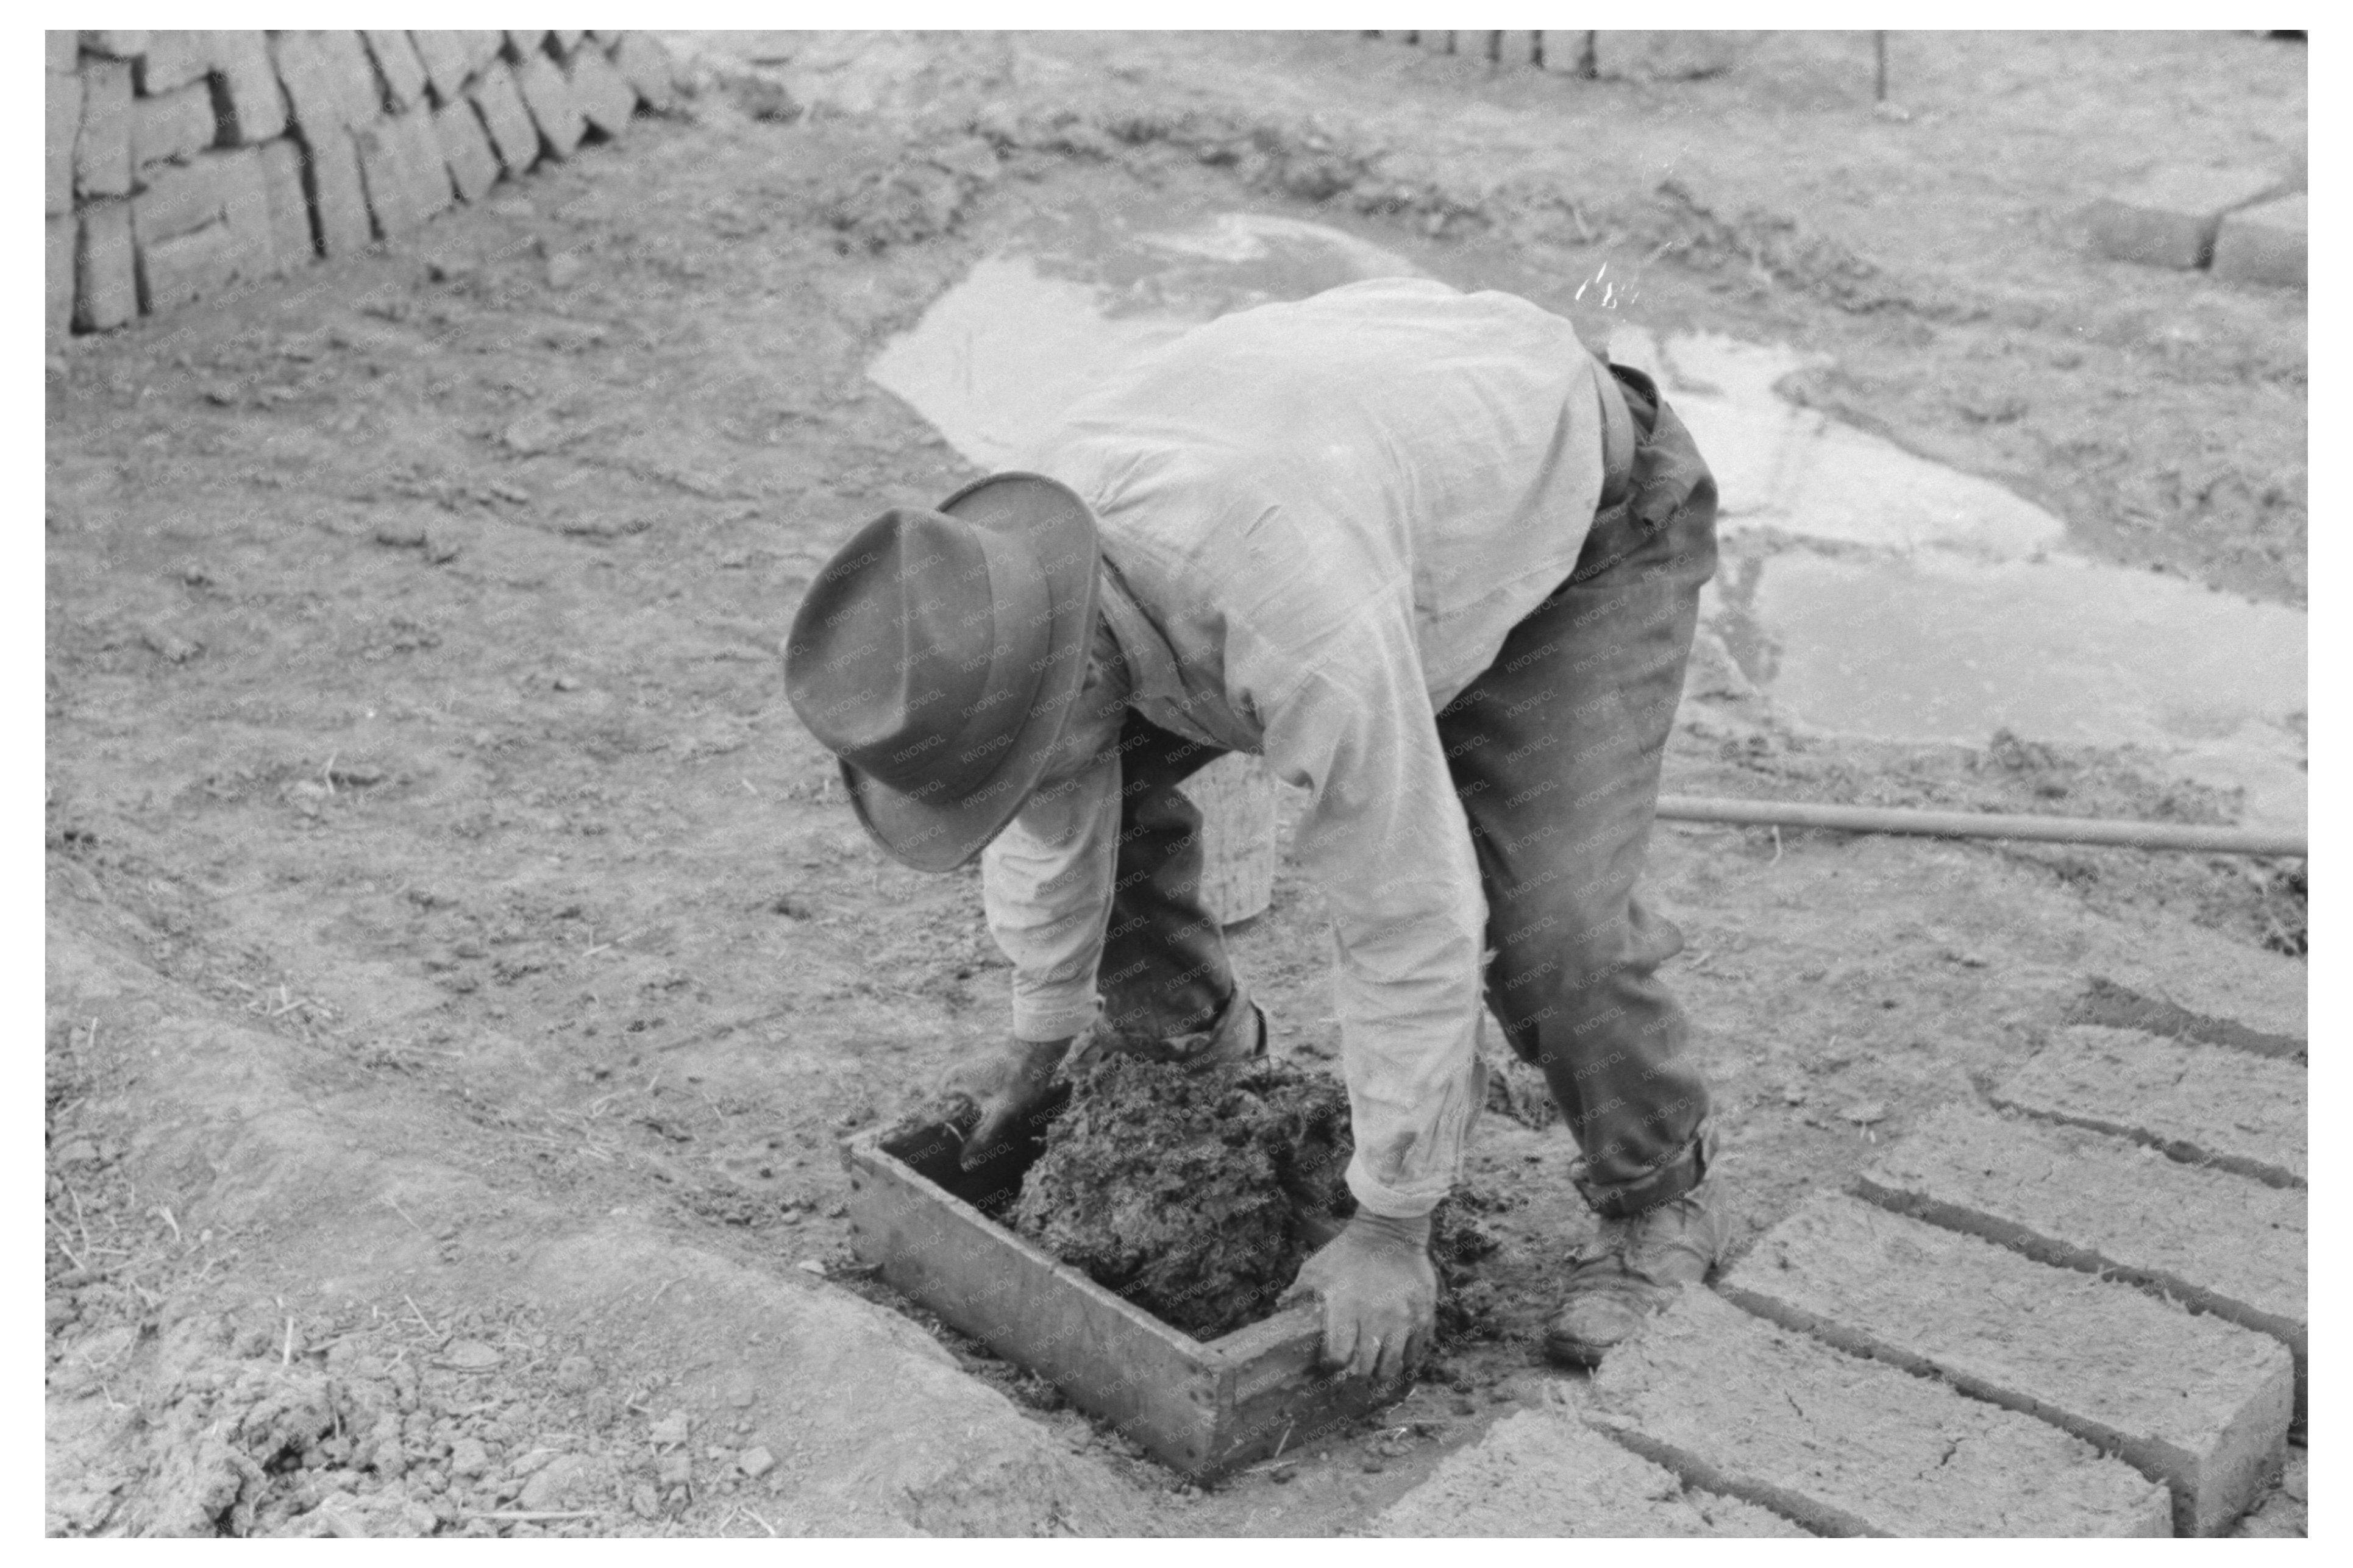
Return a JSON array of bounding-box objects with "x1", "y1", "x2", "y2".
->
[{"x1": 841, "y1": 1102, "x2": 1397, "y2": 1480}]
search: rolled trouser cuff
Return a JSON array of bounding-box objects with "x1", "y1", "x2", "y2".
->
[
  {"x1": 1571, "y1": 1125, "x2": 1714, "y2": 1220},
  {"x1": 1012, "y1": 988, "x2": 1101, "y2": 1046}
]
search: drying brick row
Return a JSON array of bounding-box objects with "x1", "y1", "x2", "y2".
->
[
  {"x1": 1854, "y1": 1102, "x2": 2307, "y2": 1417},
  {"x1": 1582, "y1": 1289, "x2": 2171, "y2": 1536},
  {"x1": 1379, "y1": 1402, "x2": 1808, "y2": 1537},
  {"x1": 1720, "y1": 1192, "x2": 2292, "y2": 1536},
  {"x1": 1987, "y1": 1024, "x2": 2305, "y2": 1188},
  {"x1": 1369, "y1": 30, "x2": 1740, "y2": 81}
]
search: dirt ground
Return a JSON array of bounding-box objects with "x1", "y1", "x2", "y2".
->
[{"x1": 44, "y1": 30, "x2": 2306, "y2": 1536}]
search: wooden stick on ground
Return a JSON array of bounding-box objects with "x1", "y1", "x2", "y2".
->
[
  {"x1": 1654, "y1": 795, "x2": 2304, "y2": 857},
  {"x1": 468, "y1": 1510, "x2": 601, "y2": 1522}
]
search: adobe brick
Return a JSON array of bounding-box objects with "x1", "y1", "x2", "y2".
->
[
  {"x1": 132, "y1": 82, "x2": 220, "y2": 171},
  {"x1": 433, "y1": 102, "x2": 502, "y2": 204},
  {"x1": 305, "y1": 126, "x2": 376, "y2": 256},
  {"x1": 365, "y1": 30, "x2": 432, "y2": 112},
  {"x1": 352, "y1": 118, "x2": 427, "y2": 240},
  {"x1": 1454, "y1": 31, "x2": 1508, "y2": 64},
  {"x1": 2065, "y1": 973, "x2": 2303, "y2": 1062},
  {"x1": 216, "y1": 147, "x2": 282, "y2": 278},
  {"x1": 394, "y1": 108, "x2": 457, "y2": 219},
  {"x1": 137, "y1": 219, "x2": 246, "y2": 314},
  {"x1": 1595, "y1": 31, "x2": 1737, "y2": 80},
  {"x1": 257, "y1": 140, "x2": 316, "y2": 268},
  {"x1": 1504, "y1": 29, "x2": 1541, "y2": 66},
  {"x1": 76, "y1": 59, "x2": 135, "y2": 199},
  {"x1": 132, "y1": 157, "x2": 233, "y2": 246},
  {"x1": 2085, "y1": 166, "x2": 2284, "y2": 271},
  {"x1": 462, "y1": 31, "x2": 509, "y2": 77},
  {"x1": 76, "y1": 199, "x2": 138, "y2": 330},
  {"x1": 1988, "y1": 1026, "x2": 2305, "y2": 1188},
  {"x1": 47, "y1": 69, "x2": 81, "y2": 216},
  {"x1": 1379, "y1": 1403, "x2": 1809, "y2": 1536},
  {"x1": 269, "y1": 32, "x2": 344, "y2": 140},
  {"x1": 408, "y1": 31, "x2": 473, "y2": 103},
  {"x1": 2211, "y1": 193, "x2": 2306, "y2": 289},
  {"x1": 135, "y1": 30, "x2": 215, "y2": 96},
  {"x1": 212, "y1": 30, "x2": 288, "y2": 144},
  {"x1": 315, "y1": 29, "x2": 389, "y2": 127},
  {"x1": 567, "y1": 44, "x2": 640, "y2": 140},
  {"x1": 1584, "y1": 1290, "x2": 2171, "y2": 1536},
  {"x1": 514, "y1": 51, "x2": 587, "y2": 159},
  {"x1": 1537, "y1": 30, "x2": 1597, "y2": 75},
  {"x1": 1720, "y1": 1193, "x2": 2294, "y2": 1536},
  {"x1": 80, "y1": 32, "x2": 150, "y2": 60},
  {"x1": 608, "y1": 32, "x2": 679, "y2": 113},
  {"x1": 469, "y1": 61, "x2": 543, "y2": 174},
  {"x1": 1855, "y1": 1104, "x2": 2307, "y2": 1415},
  {"x1": 47, "y1": 216, "x2": 74, "y2": 337}
]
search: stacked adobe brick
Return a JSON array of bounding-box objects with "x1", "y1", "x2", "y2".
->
[
  {"x1": 2084, "y1": 165, "x2": 2307, "y2": 289},
  {"x1": 1367, "y1": 29, "x2": 1739, "y2": 81},
  {"x1": 44, "y1": 29, "x2": 681, "y2": 339},
  {"x1": 1364, "y1": 32, "x2": 2305, "y2": 288}
]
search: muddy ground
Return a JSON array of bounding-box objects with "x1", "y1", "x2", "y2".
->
[{"x1": 44, "y1": 30, "x2": 2305, "y2": 1536}]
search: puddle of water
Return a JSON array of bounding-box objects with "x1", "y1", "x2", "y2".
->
[
  {"x1": 869, "y1": 211, "x2": 1422, "y2": 470},
  {"x1": 867, "y1": 201, "x2": 2305, "y2": 832},
  {"x1": 867, "y1": 257, "x2": 1188, "y2": 471},
  {"x1": 1610, "y1": 327, "x2": 2065, "y2": 561},
  {"x1": 1596, "y1": 325, "x2": 2305, "y2": 827},
  {"x1": 1750, "y1": 551, "x2": 2307, "y2": 825}
]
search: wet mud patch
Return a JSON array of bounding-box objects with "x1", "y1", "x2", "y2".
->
[{"x1": 1429, "y1": 1185, "x2": 1508, "y2": 1344}]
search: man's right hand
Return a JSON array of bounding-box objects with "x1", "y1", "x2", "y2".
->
[
  {"x1": 1280, "y1": 1208, "x2": 1437, "y2": 1384},
  {"x1": 939, "y1": 1036, "x2": 1073, "y2": 1169}
]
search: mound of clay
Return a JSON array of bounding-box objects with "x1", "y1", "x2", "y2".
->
[{"x1": 1008, "y1": 1054, "x2": 1354, "y2": 1340}]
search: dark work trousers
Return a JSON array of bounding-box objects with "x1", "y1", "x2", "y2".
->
[{"x1": 1089, "y1": 364, "x2": 1720, "y2": 1220}]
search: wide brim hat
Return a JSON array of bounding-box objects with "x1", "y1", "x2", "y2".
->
[{"x1": 788, "y1": 472, "x2": 1100, "y2": 873}]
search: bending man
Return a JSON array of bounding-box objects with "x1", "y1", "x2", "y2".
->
[{"x1": 786, "y1": 277, "x2": 1727, "y2": 1381}]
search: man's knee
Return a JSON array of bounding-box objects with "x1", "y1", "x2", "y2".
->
[
  {"x1": 1487, "y1": 896, "x2": 1684, "y2": 1046},
  {"x1": 1492, "y1": 893, "x2": 1637, "y2": 980}
]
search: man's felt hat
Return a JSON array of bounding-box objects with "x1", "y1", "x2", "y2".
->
[{"x1": 785, "y1": 472, "x2": 1101, "y2": 872}]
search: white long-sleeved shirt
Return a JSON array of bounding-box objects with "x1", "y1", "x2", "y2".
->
[{"x1": 981, "y1": 278, "x2": 1610, "y2": 1219}]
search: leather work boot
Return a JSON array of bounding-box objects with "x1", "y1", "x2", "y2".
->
[
  {"x1": 1543, "y1": 1175, "x2": 1730, "y2": 1369},
  {"x1": 1070, "y1": 985, "x2": 1268, "y2": 1072}
]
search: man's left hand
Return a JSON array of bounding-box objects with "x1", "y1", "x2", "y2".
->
[{"x1": 1280, "y1": 1209, "x2": 1436, "y2": 1384}]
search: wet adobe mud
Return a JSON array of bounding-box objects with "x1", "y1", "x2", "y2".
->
[
  {"x1": 1009, "y1": 1054, "x2": 1355, "y2": 1339},
  {"x1": 1008, "y1": 1052, "x2": 1506, "y2": 1343}
]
